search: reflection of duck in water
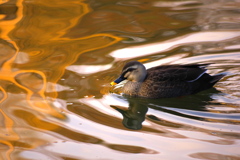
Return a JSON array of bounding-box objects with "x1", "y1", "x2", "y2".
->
[
  {"x1": 111, "y1": 89, "x2": 222, "y2": 130},
  {"x1": 111, "y1": 61, "x2": 225, "y2": 98},
  {"x1": 111, "y1": 98, "x2": 148, "y2": 130}
]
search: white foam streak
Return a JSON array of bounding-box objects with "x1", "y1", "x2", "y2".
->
[
  {"x1": 66, "y1": 64, "x2": 112, "y2": 74},
  {"x1": 110, "y1": 31, "x2": 240, "y2": 60}
]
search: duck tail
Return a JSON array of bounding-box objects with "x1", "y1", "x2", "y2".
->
[{"x1": 210, "y1": 73, "x2": 226, "y2": 85}]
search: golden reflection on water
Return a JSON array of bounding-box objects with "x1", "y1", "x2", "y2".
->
[
  {"x1": 0, "y1": 0, "x2": 122, "y2": 159},
  {"x1": 0, "y1": 0, "x2": 23, "y2": 40}
]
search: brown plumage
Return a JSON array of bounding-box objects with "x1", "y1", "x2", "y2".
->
[{"x1": 111, "y1": 61, "x2": 225, "y2": 98}]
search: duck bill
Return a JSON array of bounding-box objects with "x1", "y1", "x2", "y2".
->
[{"x1": 110, "y1": 76, "x2": 126, "y2": 86}]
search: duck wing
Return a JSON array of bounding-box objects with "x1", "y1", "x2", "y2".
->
[{"x1": 147, "y1": 64, "x2": 211, "y2": 82}]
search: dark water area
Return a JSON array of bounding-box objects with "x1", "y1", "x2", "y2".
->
[{"x1": 0, "y1": 0, "x2": 240, "y2": 159}]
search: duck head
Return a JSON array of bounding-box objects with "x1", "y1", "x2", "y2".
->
[{"x1": 111, "y1": 61, "x2": 147, "y2": 85}]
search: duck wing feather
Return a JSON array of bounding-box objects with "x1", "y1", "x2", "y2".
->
[{"x1": 146, "y1": 63, "x2": 211, "y2": 82}]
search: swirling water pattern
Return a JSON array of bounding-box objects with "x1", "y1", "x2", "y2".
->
[{"x1": 0, "y1": 0, "x2": 240, "y2": 159}]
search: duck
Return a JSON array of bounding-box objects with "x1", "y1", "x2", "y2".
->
[{"x1": 110, "y1": 61, "x2": 225, "y2": 98}]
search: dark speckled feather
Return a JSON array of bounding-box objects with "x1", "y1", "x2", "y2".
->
[
  {"x1": 147, "y1": 64, "x2": 210, "y2": 82},
  {"x1": 112, "y1": 61, "x2": 225, "y2": 98}
]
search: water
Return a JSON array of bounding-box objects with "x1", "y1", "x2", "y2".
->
[{"x1": 0, "y1": 0, "x2": 240, "y2": 159}]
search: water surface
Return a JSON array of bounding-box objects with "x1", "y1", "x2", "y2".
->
[{"x1": 0, "y1": 0, "x2": 240, "y2": 159}]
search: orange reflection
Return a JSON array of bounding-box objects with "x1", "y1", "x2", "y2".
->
[
  {"x1": 0, "y1": 1, "x2": 122, "y2": 115},
  {"x1": 0, "y1": 86, "x2": 16, "y2": 160},
  {"x1": 0, "y1": 0, "x2": 24, "y2": 159},
  {"x1": 0, "y1": 0, "x2": 23, "y2": 40},
  {"x1": 0, "y1": 0, "x2": 123, "y2": 159}
]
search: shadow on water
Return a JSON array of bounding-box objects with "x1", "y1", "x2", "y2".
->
[{"x1": 111, "y1": 88, "x2": 223, "y2": 130}]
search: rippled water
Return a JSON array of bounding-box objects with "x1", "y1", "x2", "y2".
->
[{"x1": 0, "y1": 0, "x2": 240, "y2": 159}]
